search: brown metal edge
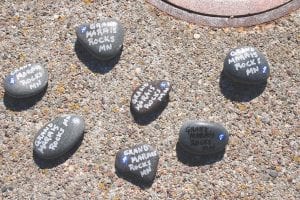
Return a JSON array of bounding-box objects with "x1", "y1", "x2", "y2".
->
[{"x1": 147, "y1": 0, "x2": 300, "y2": 27}]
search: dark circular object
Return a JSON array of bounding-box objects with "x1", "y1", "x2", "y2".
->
[
  {"x1": 223, "y1": 46, "x2": 270, "y2": 84},
  {"x1": 147, "y1": 0, "x2": 300, "y2": 27},
  {"x1": 130, "y1": 80, "x2": 171, "y2": 116},
  {"x1": 179, "y1": 120, "x2": 229, "y2": 155}
]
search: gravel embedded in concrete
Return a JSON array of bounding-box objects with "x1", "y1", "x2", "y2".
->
[{"x1": 0, "y1": 1, "x2": 299, "y2": 199}]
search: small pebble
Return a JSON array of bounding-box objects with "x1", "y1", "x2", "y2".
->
[{"x1": 269, "y1": 170, "x2": 279, "y2": 178}]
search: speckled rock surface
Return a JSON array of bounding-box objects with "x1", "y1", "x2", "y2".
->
[{"x1": 0, "y1": 1, "x2": 299, "y2": 199}]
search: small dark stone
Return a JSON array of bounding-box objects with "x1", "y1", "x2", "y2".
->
[
  {"x1": 223, "y1": 46, "x2": 270, "y2": 84},
  {"x1": 115, "y1": 144, "x2": 159, "y2": 184},
  {"x1": 269, "y1": 170, "x2": 279, "y2": 178},
  {"x1": 4, "y1": 63, "x2": 48, "y2": 98},
  {"x1": 179, "y1": 120, "x2": 229, "y2": 155},
  {"x1": 33, "y1": 114, "x2": 85, "y2": 159},
  {"x1": 76, "y1": 18, "x2": 124, "y2": 60},
  {"x1": 130, "y1": 80, "x2": 171, "y2": 116}
]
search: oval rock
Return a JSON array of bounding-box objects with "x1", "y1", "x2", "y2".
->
[
  {"x1": 223, "y1": 46, "x2": 270, "y2": 84},
  {"x1": 4, "y1": 63, "x2": 48, "y2": 98},
  {"x1": 130, "y1": 80, "x2": 171, "y2": 116},
  {"x1": 115, "y1": 144, "x2": 159, "y2": 184},
  {"x1": 179, "y1": 120, "x2": 229, "y2": 155},
  {"x1": 33, "y1": 114, "x2": 85, "y2": 159},
  {"x1": 76, "y1": 18, "x2": 124, "y2": 60}
]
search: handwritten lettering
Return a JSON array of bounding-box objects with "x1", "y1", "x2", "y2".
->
[{"x1": 132, "y1": 82, "x2": 170, "y2": 111}]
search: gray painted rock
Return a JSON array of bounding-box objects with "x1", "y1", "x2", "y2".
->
[
  {"x1": 131, "y1": 80, "x2": 171, "y2": 115},
  {"x1": 179, "y1": 121, "x2": 229, "y2": 155},
  {"x1": 4, "y1": 63, "x2": 48, "y2": 98},
  {"x1": 223, "y1": 46, "x2": 270, "y2": 84},
  {"x1": 115, "y1": 144, "x2": 159, "y2": 184},
  {"x1": 33, "y1": 114, "x2": 85, "y2": 159},
  {"x1": 76, "y1": 18, "x2": 124, "y2": 60}
]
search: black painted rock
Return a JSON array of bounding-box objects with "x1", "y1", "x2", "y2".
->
[
  {"x1": 223, "y1": 47, "x2": 270, "y2": 84},
  {"x1": 131, "y1": 80, "x2": 171, "y2": 115},
  {"x1": 4, "y1": 63, "x2": 48, "y2": 98},
  {"x1": 76, "y1": 18, "x2": 124, "y2": 60},
  {"x1": 115, "y1": 144, "x2": 159, "y2": 184},
  {"x1": 33, "y1": 114, "x2": 85, "y2": 159},
  {"x1": 179, "y1": 121, "x2": 229, "y2": 155}
]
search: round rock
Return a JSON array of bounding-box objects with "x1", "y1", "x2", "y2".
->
[
  {"x1": 4, "y1": 63, "x2": 48, "y2": 98},
  {"x1": 223, "y1": 46, "x2": 270, "y2": 84},
  {"x1": 130, "y1": 80, "x2": 171, "y2": 116},
  {"x1": 76, "y1": 18, "x2": 124, "y2": 60},
  {"x1": 115, "y1": 144, "x2": 159, "y2": 184},
  {"x1": 33, "y1": 114, "x2": 85, "y2": 159},
  {"x1": 179, "y1": 120, "x2": 229, "y2": 155}
]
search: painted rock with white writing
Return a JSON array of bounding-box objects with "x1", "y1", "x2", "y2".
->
[
  {"x1": 33, "y1": 114, "x2": 85, "y2": 159},
  {"x1": 115, "y1": 144, "x2": 159, "y2": 184},
  {"x1": 76, "y1": 18, "x2": 124, "y2": 60},
  {"x1": 131, "y1": 80, "x2": 171, "y2": 116},
  {"x1": 4, "y1": 63, "x2": 48, "y2": 98},
  {"x1": 223, "y1": 47, "x2": 270, "y2": 84},
  {"x1": 179, "y1": 121, "x2": 229, "y2": 155}
]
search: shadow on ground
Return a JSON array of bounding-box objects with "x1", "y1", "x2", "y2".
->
[
  {"x1": 74, "y1": 40, "x2": 122, "y2": 74},
  {"x1": 176, "y1": 142, "x2": 225, "y2": 166},
  {"x1": 4, "y1": 86, "x2": 48, "y2": 111},
  {"x1": 33, "y1": 135, "x2": 84, "y2": 169},
  {"x1": 219, "y1": 71, "x2": 267, "y2": 102},
  {"x1": 130, "y1": 99, "x2": 169, "y2": 125}
]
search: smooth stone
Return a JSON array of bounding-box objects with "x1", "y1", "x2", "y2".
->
[
  {"x1": 76, "y1": 18, "x2": 124, "y2": 60},
  {"x1": 179, "y1": 120, "x2": 229, "y2": 155},
  {"x1": 223, "y1": 46, "x2": 270, "y2": 84},
  {"x1": 115, "y1": 144, "x2": 159, "y2": 184},
  {"x1": 130, "y1": 80, "x2": 171, "y2": 116},
  {"x1": 33, "y1": 114, "x2": 85, "y2": 159},
  {"x1": 4, "y1": 63, "x2": 48, "y2": 98}
]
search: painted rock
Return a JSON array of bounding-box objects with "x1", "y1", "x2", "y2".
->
[
  {"x1": 33, "y1": 114, "x2": 85, "y2": 159},
  {"x1": 179, "y1": 121, "x2": 229, "y2": 155},
  {"x1": 76, "y1": 18, "x2": 124, "y2": 60},
  {"x1": 4, "y1": 63, "x2": 48, "y2": 98},
  {"x1": 223, "y1": 46, "x2": 270, "y2": 84},
  {"x1": 115, "y1": 144, "x2": 159, "y2": 184},
  {"x1": 131, "y1": 80, "x2": 171, "y2": 115}
]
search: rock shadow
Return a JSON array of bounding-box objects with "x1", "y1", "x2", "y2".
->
[
  {"x1": 130, "y1": 99, "x2": 169, "y2": 126},
  {"x1": 115, "y1": 170, "x2": 154, "y2": 189},
  {"x1": 176, "y1": 142, "x2": 225, "y2": 166},
  {"x1": 4, "y1": 85, "x2": 48, "y2": 111},
  {"x1": 74, "y1": 40, "x2": 122, "y2": 74},
  {"x1": 33, "y1": 135, "x2": 84, "y2": 169},
  {"x1": 219, "y1": 71, "x2": 267, "y2": 102}
]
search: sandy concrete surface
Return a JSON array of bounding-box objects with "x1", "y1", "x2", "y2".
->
[{"x1": 0, "y1": 1, "x2": 299, "y2": 199}]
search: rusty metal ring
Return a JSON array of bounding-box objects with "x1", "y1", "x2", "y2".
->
[{"x1": 147, "y1": 0, "x2": 300, "y2": 27}]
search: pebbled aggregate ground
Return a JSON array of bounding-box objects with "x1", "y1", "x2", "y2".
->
[{"x1": 0, "y1": 1, "x2": 299, "y2": 199}]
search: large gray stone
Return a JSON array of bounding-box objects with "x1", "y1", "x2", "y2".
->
[
  {"x1": 33, "y1": 114, "x2": 85, "y2": 159},
  {"x1": 131, "y1": 80, "x2": 171, "y2": 116},
  {"x1": 76, "y1": 18, "x2": 124, "y2": 60},
  {"x1": 179, "y1": 120, "x2": 229, "y2": 155},
  {"x1": 115, "y1": 144, "x2": 159, "y2": 184},
  {"x1": 223, "y1": 46, "x2": 270, "y2": 84},
  {"x1": 4, "y1": 63, "x2": 48, "y2": 98}
]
